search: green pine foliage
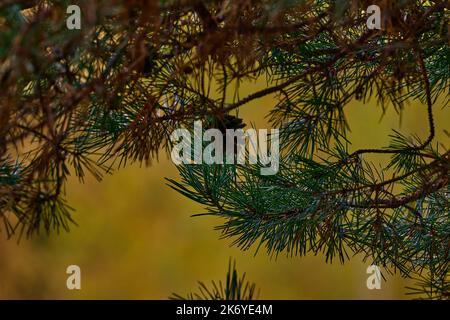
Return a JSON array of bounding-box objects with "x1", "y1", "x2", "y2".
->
[
  {"x1": 170, "y1": 260, "x2": 258, "y2": 300},
  {"x1": 0, "y1": 1, "x2": 448, "y2": 298}
]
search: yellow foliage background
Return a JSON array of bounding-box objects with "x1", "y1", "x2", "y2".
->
[{"x1": 0, "y1": 78, "x2": 448, "y2": 299}]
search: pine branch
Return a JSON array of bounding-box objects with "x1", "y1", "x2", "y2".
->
[
  {"x1": 170, "y1": 259, "x2": 259, "y2": 300},
  {"x1": 1, "y1": 0, "x2": 448, "y2": 299}
]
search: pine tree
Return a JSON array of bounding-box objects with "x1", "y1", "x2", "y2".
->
[
  {"x1": 0, "y1": 1, "x2": 448, "y2": 299},
  {"x1": 171, "y1": 260, "x2": 259, "y2": 300}
]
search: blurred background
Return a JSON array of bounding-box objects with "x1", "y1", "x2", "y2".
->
[{"x1": 0, "y1": 77, "x2": 448, "y2": 299}]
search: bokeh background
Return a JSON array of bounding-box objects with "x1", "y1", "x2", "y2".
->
[{"x1": 0, "y1": 78, "x2": 448, "y2": 299}]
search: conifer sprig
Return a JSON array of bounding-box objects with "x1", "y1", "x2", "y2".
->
[{"x1": 0, "y1": 0, "x2": 448, "y2": 298}]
